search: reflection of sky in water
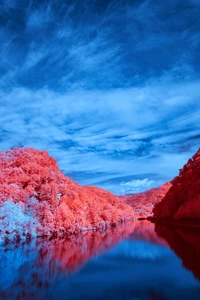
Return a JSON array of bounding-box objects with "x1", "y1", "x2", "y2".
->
[
  {"x1": 0, "y1": 221, "x2": 200, "y2": 299},
  {"x1": 107, "y1": 240, "x2": 171, "y2": 260}
]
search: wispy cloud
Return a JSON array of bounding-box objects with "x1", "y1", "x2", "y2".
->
[
  {"x1": 1, "y1": 0, "x2": 199, "y2": 90},
  {"x1": 1, "y1": 77, "x2": 200, "y2": 193},
  {"x1": 0, "y1": 0, "x2": 200, "y2": 193}
]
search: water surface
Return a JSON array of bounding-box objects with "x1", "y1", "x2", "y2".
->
[{"x1": 0, "y1": 221, "x2": 200, "y2": 300}]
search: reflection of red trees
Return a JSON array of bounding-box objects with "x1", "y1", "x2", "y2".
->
[
  {"x1": 153, "y1": 149, "x2": 200, "y2": 219},
  {"x1": 52, "y1": 221, "x2": 136, "y2": 272},
  {"x1": 0, "y1": 221, "x2": 136, "y2": 300},
  {"x1": 155, "y1": 224, "x2": 200, "y2": 280},
  {"x1": 0, "y1": 148, "x2": 134, "y2": 238},
  {"x1": 122, "y1": 183, "x2": 171, "y2": 219},
  {"x1": 1, "y1": 220, "x2": 180, "y2": 300},
  {"x1": 129, "y1": 220, "x2": 167, "y2": 246}
]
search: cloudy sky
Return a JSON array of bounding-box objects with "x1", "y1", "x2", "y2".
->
[{"x1": 0, "y1": 0, "x2": 200, "y2": 194}]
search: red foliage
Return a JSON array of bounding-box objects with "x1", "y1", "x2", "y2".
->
[
  {"x1": 153, "y1": 148, "x2": 200, "y2": 219},
  {"x1": 0, "y1": 148, "x2": 134, "y2": 239},
  {"x1": 122, "y1": 182, "x2": 171, "y2": 219}
]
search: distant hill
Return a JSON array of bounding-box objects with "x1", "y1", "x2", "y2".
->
[{"x1": 122, "y1": 182, "x2": 171, "y2": 219}]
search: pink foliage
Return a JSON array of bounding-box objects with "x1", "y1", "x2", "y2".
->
[
  {"x1": 122, "y1": 182, "x2": 171, "y2": 219},
  {"x1": 0, "y1": 148, "x2": 134, "y2": 240}
]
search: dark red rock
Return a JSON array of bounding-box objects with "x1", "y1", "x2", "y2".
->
[{"x1": 153, "y1": 148, "x2": 200, "y2": 219}]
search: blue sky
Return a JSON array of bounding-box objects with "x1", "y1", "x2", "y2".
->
[{"x1": 0, "y1": 0, "x2": 200, "y2": 194}]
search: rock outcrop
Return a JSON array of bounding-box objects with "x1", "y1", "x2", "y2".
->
[
  {"x1": 122, "y1": 182, "x2": 171, "y2": 219},
  {"x1": 153, "y1": 148, "x2": 200, "y2": 220},
  {"x1": 0, "y1": 148, "x2": 134, "y2": 243}
]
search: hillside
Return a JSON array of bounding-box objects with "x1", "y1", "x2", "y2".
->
[
  {"x1": 0, "y1": 148, "x2": 134, "y2": 243},
  {"x1": 153, "y1": 149, "x2": 200, "y2": 220},
  {"x1": 122, "y1": 182, "x2": 171, "y2": 219}
]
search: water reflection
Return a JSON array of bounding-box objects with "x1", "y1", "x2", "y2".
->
[
  {"x1": 0, "y1": 221, "x2": 200, "y2": 300},
  {"x1": 0, "y1": 222, "x2": 135, "y2": 299},
  {"x1": 155, "y1": 223, "x2": 200, "y2": 280},
  {"x1": 129, "y1": 220, "x2": 167, "y2": 246}
]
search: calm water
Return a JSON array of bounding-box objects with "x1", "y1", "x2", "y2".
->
[{"x1": 0, "y1": 221, "x2": 200, "y2": 300}]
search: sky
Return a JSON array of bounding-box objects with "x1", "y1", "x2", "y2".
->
[{"x1": 0, "y1": 0, "x2": 200, "y2": 194}]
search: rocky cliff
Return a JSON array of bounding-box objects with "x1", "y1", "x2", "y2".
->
[{"x1": 153, "y1": 149, "x2": 200, "y2": 220}]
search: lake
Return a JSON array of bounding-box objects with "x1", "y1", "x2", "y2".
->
[{"x1": 0, "y1": 220, "x2": 200, "y2": 300}]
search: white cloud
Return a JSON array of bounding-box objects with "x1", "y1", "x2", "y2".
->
[
  {"x1": 106, "y1": 179, "x2": 155, "y2": 195},
  {"x1": 0, "y1": 77, "x2": 199, "y2": 194},
  {"x1": 120, "y1": 179, "x2": 155, "y2": 194}
]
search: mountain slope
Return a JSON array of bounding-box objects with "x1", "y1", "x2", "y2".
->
[
  {"x1": 0, "y1": 148, "x2": 134, "y2": 243},
  {"x1": 122, "y1": 182, "x2": 171, "y2": 219},
  {"x1": 153, "y1": 149, "x2": 200, "y2": 220}
]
